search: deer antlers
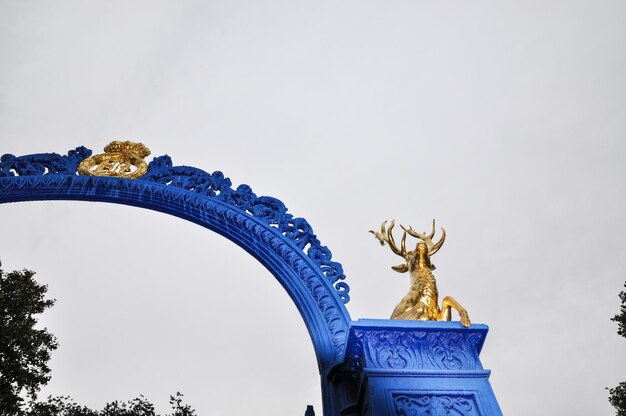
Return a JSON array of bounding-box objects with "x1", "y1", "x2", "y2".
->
[
  {"x1": 370, "y1": 220, "x2": 407, "y2": 257},
  {"x1": 401, "y1": 219, "x2": 446, "y2": 256},
  {"x1": 370, "y1": 219, "x2": 446, "y2": 258},
  {"x1": 369, "y1": 220, "x2": 409, "y2": 273}
]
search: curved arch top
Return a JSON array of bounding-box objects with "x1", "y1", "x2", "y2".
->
[{"x1": 0, "y1": 146, "x2": 351, "y2": 370}]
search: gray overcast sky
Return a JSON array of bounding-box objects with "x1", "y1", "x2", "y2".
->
[{"x1": 1, "y1": 1, "x2": 625, "y2": 415}]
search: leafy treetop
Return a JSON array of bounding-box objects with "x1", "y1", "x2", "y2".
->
[{"x1": 0, "y1": 264, "x2": 58, "y2": 415}]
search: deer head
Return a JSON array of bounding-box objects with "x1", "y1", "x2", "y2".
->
[{"x1": 370, "y1": 219, "x2": 446, "y2": 272}]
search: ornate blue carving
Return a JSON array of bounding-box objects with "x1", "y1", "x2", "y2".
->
[
  {"x1": 0, "y1": 147, "x2": 506, "y2": 416},
  {"x1": 0, "y1": 148, "x2": 348, "y2": 302},
  {"x1": 347, "y1": 322, "x2": 485, "y2": 371},
  {"x1": 338, "y1": 320, "x2": 502, "y2": 415},
  {"x1": 141, "y1": 154, "x2": 349, "y2": 303},
  {"x1": 0, "y1": 146, "x2": 92, "y2": 177},
  {"x1": 394, "y1": 394, "x2": 478, "y2": 416},
  {"x1": 0, "y1": 147, "x2": 350, "y2": 370}
]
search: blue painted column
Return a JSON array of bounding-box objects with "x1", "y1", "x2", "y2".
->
[{"x1": 341, "y1": 319, "x2": 503, "y2": 416}]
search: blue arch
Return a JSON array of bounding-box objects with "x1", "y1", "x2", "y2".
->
[{"x1": 0, "y1": 146, "x2": 351, "y2": 371}]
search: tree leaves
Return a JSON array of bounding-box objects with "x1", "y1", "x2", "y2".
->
[
  {"x1": 609, "y1": 282, "x2": 626, "y2": 415},
  {"x1": 0, "y1": 265, "x2": 58, "y2": 415},
  {"x1": 27, "y1": 394, "x2": 196, "y2": 416},
  {"x1": 609, "y1": 382, "x2": 626, "y2": 416},
  {"x1": 0, "y1": 264, "x2": 196, "y2": 416},
  {"x1": 611, "y1": 283, "x2": 626, "y2": 339}
]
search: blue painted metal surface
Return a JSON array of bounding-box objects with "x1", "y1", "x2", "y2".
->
[
  {"x1": 0, "y1": 146, "x2": 504, "y2": 415},
  {"x1": 0, "y1": 147, "x2": 350, "y2": 374},
  {"x1": 338, "y1": 319, "x2": 503, "y2": 416}
]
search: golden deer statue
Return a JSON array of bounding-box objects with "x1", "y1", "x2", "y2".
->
[{"x1": 370, "y1": 219, "x2": 471, "y2": 327}]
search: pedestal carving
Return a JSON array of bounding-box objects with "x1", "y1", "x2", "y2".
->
[
  {"x1": 394, "y1": 394, "x2": 478, "y2": 416},
  {"x1": 338, "y1": 320, "x2": 502, "y2": 416}
]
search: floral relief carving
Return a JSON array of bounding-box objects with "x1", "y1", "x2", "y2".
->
[
  {"x1": 425, "y1": 332, "x2": 475, "y2": 370},
  {"x1": 349, "y1": 328, "x2": 483, "y2": 371},
  {"x1": 394, "y1": 394, "x2": 477, "y2": 416}
]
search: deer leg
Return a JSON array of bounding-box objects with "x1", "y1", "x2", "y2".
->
[
  {"x1": 440, "y1": 303, "x2": 452, "y2": 321},
  {"x1": 440, "y1": 296, "x2": 471, "y2": 327}
]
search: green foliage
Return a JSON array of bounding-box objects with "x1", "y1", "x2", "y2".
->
[
  {"x1": 28, "y1": 396, "x2": 98, "y2": 416},
  {"x1": 609, "y1": 382, "x2": 626, "y2": 416},
  {"x1": 0, "y1": 264, "x2": 58, "y2": 415},
  {"x1": 167, "y1": 393, "x2": 196, "y2": 416},
  {"x1": 27, "y1": 394, "x2": 196, "y2": 416},
  {"x1": 609, "y1": 283, "x2": 626, "y2": 415},
  {"x1": 612, "y1": 283, "x2": 626, "y2": 339},
  {"x1": 101, "y1": 396, "x2": 156, "y2": 416},
  {"x1": 0, "y1": 263, "x2": 196, "y2": 416}
]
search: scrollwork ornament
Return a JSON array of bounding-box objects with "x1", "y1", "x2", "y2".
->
[
  {"x1": 141, "y1": 155, "x2": 349, "y2": 302},
  {"x1": 425, "y1": 332, "x2": 476, "y2": 370},
  {"x1": 354, "y1": 330, "x2": 421, "y2": 369},
  {"x1": 0, "y1": 146, "x2": 91, "y2": 177},
  {"x1": 394, "y1": 394, "x2": 477, "y2": 416},
  {"x1": 347, "y1": 327, "x2": 484, "y2": 371},
  {"x1": 0, "y1": 143, "x2": 352, "y2": 364}
]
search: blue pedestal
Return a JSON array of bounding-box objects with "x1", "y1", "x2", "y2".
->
[{"x1": 339, "y1": 319, "x2": 503, "y2": 416}]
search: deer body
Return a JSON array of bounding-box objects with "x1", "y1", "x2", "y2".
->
[
  {"x1": 370, "y1": 220, "x2": 471, "y2": 327},
  {"x1": 392, "y1": 256, "x2": 439, "y2": 320}
]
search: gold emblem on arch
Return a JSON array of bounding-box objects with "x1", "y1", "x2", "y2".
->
[{"x1": 78, "y1": 141, "x2": 151, "y2": 179}]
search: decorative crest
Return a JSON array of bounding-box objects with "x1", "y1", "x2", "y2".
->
[
  {"x1": 370, "y1": 219, "x2": 471, "y2": 327},
  {"x1": 78, "y1": 141, "x2": 151, "y2": 179}
]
